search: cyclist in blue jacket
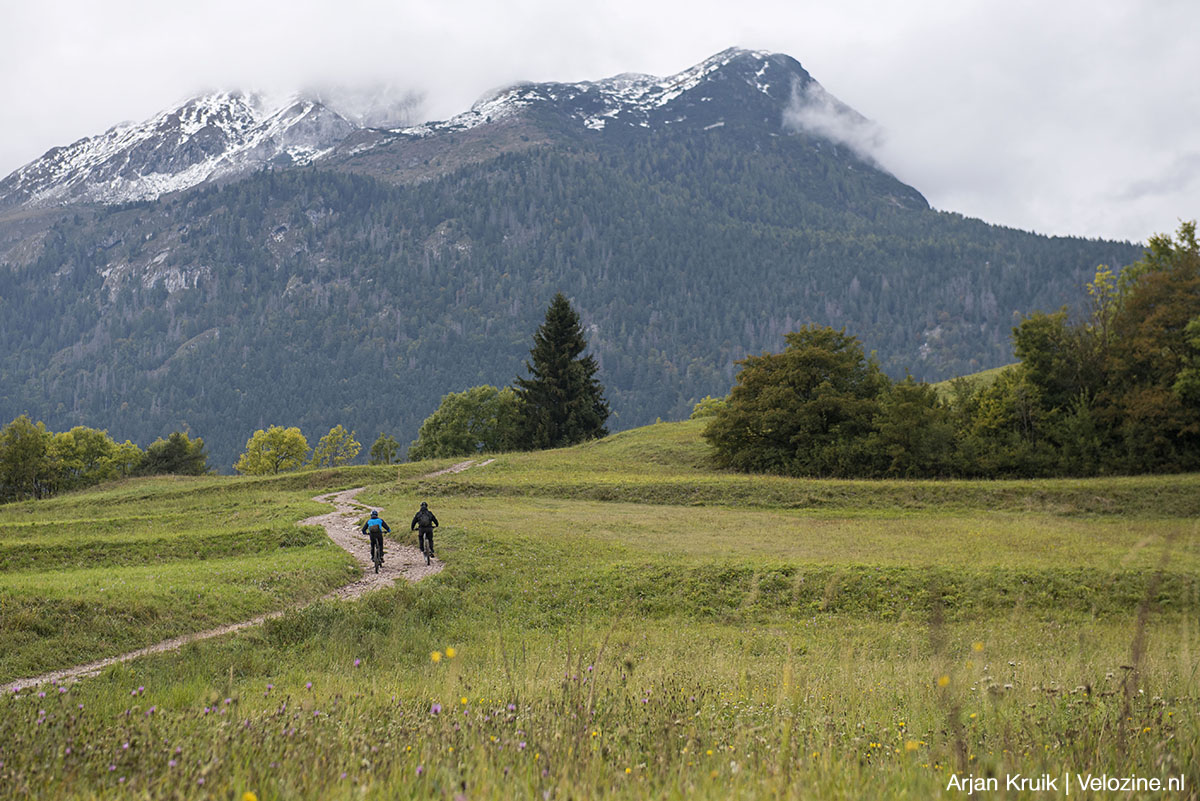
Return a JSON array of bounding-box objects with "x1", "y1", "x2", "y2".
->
[{"x1": 361, "y1": 510, "x2": 390, "y2": 565}]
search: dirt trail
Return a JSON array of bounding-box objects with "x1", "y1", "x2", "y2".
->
[{"x1": 8, "y1": 485, "x2": 448, "y2": 692}]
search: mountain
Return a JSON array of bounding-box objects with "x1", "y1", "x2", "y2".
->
[
  {"x1": 0, "y1": 48, "x2": 1143, "y2": 470},
  {"x1": 0, "y1": 92, "x2": 357, "y2": 209}
]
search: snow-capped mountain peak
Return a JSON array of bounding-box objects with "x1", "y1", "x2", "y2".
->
[
  {"x1": 0, "y1": 91, "x2": 354, "y2": 209},
  {"x1": 0, "y1": 47, "x2": 858, "y2": 210},
  {"x1": 399, "y1": 47, "x2": 813, "y2": 138}
]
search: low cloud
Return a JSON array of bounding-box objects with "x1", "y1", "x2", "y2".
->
[
  {"x1": 782, "y1": 79, "x2": 887, "y2": 170},
  {"x1": 1118, "y1": 152, "x2": 1200, "y2": 201}
]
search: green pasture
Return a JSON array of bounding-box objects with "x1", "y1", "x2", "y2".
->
[
  {"x1": 0, "y1": 422, "x2": 1197, "y2": 799},
  {"x1": 414, "y1": 420, "x2": 1200, "y2": 517}
]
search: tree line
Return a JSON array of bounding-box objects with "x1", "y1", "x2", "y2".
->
[
  {"x1": 0, "y1": 418, "x2": 207, "y2": 501},
  {"x1": 0, "y1": 293, "x2": 609, "y2": 499},
  {"x1": 703, "y1": 222, "x2": 1200, "y2": 478}
]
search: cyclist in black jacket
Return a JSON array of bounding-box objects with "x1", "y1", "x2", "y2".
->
[{"x1": 411, "y1": 501, "x2": 439, "y2": 559}]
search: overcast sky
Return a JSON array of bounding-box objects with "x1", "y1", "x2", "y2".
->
[{"x1": 2, "y1": 0, "x2": 1195, "y2": 244}]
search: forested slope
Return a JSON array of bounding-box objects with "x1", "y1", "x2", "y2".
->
[{"x1": 0, "y1": 127, "x2": 1141, "y2": 469}]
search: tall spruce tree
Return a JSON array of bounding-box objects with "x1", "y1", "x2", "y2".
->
[{"x1": 515, "y1": 294, "x2": 610, "y2": 449}]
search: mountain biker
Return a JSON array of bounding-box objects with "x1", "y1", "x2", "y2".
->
[
  {"x1": 411, "y1": 501, "x2": 439, "y2": 559},
  {"x1": 361, "y1": 510, "x2": 390, "y2": 565}
]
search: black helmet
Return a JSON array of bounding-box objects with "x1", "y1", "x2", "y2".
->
[
  {"x1": 370, "y1": 510, "x2": 379, "y2": 518},
  {"x1": 420, "y1": 501, "x2": 428, "y2": 509}
]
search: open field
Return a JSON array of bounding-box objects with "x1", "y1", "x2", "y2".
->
[{"x1": 1, "y1": 422, "x2": 1197, "y2": 799}]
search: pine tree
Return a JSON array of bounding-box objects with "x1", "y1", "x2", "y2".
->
[{"x1": 514, "y1": 294, "x2": 610, "y2": 449}]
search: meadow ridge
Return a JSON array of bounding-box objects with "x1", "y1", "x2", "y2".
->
[{"x1": 0, "y1": 421, "x2": 1196, "y2": 799}]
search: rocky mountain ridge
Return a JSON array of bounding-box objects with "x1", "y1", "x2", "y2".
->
[{"x1": 0, "y1": 48, "x2": 890, "y2": 211}]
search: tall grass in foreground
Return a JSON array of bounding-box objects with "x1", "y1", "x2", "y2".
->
[
  {"x1": 1, "y1": 590, "x2": 1196, "y2": 800},
  {"x1": 2, "y1": 423, "x2": 1197, "y2": 799}
]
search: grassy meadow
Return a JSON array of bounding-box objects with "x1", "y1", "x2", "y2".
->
[{"x1": 1, "y1": 421, "x2": 1197, "y2": 799}]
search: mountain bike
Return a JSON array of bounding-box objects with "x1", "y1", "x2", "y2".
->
[
  {"x1": 370, "y1": 537, "x2": 383, "y2": 574},
  {"x1": 418, "y1": 530, "x2": 433, "y2": 566}
]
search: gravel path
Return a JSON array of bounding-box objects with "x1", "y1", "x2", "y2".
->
[{"x1": 8, "y1": 485, "x2": 444, "y2": 691}]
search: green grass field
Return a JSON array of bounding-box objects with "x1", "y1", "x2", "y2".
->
[{"x1": 1, "y1": 422, "x2": 1197, "y2": 799}]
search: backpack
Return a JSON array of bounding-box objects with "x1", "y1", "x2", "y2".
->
[
  {"x1": 415, "y1": 510, "x2": 434, "y2": 527},
  {"x1": 367, "y1": 518, "x2": 383, "y2": 532}
]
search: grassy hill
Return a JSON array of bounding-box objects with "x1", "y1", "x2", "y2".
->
[{"x1": 1, "y1": 422, "x2": 1196, "y2": 799}]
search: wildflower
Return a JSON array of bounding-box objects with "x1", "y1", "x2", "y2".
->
[
  {"x1": 461, "y1": 697, "x2": 468, "y2": 705},
  {"x1": 431, "y1": 651, "x2": 442, "y2": 663},
  {"x1": 937, "y1": 675, "x2": 950, "y2": 688},
  {"x1": 518, "y1": 742, "x2": 527, "y2": 750},
  {"x1": 430, "y1": 703, "x2": 442, "y2": 715},
  {"x1": 243, "y1": 793, "x2": 259, "y2": 801},
  {"x1": 905, "y1": 741, "x2": 920, "y2": 752},
  {"x1": 706, "y1": 749, "x2": 713, "y2": 756},
  {"x1": 969, "y1": 713, "x2": 977, "y2": 719},
  {"x1": 972, "y1": 642, "x2": 984, "y2": 652},
  {"x1": 354, "y1": 659, "x2": 361, "y2": 667},
  {"x1": 169, "y1": 760, "x2": 177, "y2": 768},
  {"x1": 416, "y1": 765, "x2": 424, "y2": 776},
  {"x1": 508, "y1": 704, "x2": 516, "y2": 712},
  {"x1": 625, "y1": 768, "x2": 632, "y2": 774},
  {"x1": 445, "y1": 647, "x2": 456, "y2": 658}
]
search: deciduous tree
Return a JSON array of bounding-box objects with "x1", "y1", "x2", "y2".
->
[
  {"x1": 234, "y1": 426, "x2": 309, "y2": 475},
  {"x1": 409, "y1": 385, "x2": 522, "y2": 460},
  {"x1": 311, "y1": 424, "x2": 362, "y2": 467},
  {"x1": 369, "y1": 433, "x2": 400, "y2": 465}
]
